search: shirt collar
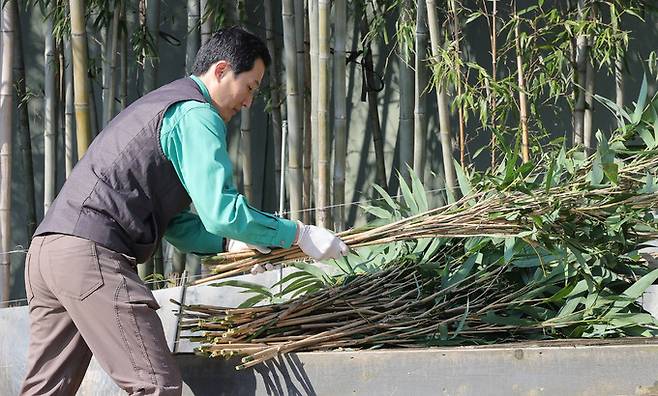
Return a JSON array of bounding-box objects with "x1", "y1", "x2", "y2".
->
[{"x1": 189, "y1": 75, "x2": 212, "y2": 103}]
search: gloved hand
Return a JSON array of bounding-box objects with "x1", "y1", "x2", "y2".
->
[
  {"x1": 294, "y1": 221, "x2": 349, "y2": 261},
  {"x1": 226, "y1": 239, "x2": 271, "y2": 254},
  {"x1": 225, "y1": 239, "x2": 275, "y2": 275}
]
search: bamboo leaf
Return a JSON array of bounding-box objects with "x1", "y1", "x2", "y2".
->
[
  {"x1": 409, "y1": 166, "x2": 429, "y2": 213},
  {"x1": 210, "y1": 280, "x2": 273, "y2": 298},
  {"x1": 632, "y1": 75, "x2": 649, "y2": 124},
  {"x1": 453, "y1": 160, "x2": 472, "y2": 196},
  {"x1": 398, "y1": 172, "x2": 419, "y2": 214}
]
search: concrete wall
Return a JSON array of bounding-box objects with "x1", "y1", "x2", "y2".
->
[{"x1": 2, "y1": 278, "x2": 658, "y2": 395}]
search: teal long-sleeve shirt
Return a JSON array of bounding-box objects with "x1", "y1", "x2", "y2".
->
[{"x1": 160, "y1": 75, "x2": 298, "y2": 254}]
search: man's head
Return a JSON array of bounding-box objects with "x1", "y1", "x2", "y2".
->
[{"x1": 192, "y1": 27, "x2": 271, "y2": 122}]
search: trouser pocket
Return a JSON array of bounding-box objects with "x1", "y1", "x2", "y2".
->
[
  {"x1": 24, "y1": 253, "x2": 34, "y2": 304},
  {"x1": 45, "y1": 235, "x2": 104, "y2": 300}
]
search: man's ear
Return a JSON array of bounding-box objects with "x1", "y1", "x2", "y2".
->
[{"x1": 214, "y1": 60, "x2": 230, "y2": 80}]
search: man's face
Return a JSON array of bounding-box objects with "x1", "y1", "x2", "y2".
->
[{"x1": 211, "y1": 58, "x2": 265, "y2": 122}]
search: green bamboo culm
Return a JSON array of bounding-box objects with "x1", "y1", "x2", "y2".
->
[
  {"x1": 0, "y1": 0, "x2": 16, "y2": 307},
  {"x1": 44, "y1": 2, "x2": 58, "y2": 213},
  {"x1": 69, "y1": 0, "x2": 92, "y2": 159},
  {"x1": 332, "y1": 0, "x2": 347, "y2": 231}
]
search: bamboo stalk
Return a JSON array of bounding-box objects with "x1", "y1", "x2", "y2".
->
[
  {"x1": 119, "y1": 2, "x2": 128, "y2": 110},
  {"x1": 143, "y1": 0, "x2": 160, "y2": 94},
  {"x1": 186, "y1": 0, "x2": 200, "y2": 75},
  {"x1": 332, "y1": 0, "x2": 347, "y2": 231},
  {"x1": 70, "y1": 0, "x2": 92, "y2": 158},
  {"x1": 44, "y1": 4, "x2": 58, "y2": 213},
  {"x1": 283, "y1": 0, "x2": 303, "y2": 221},
  {"x1": 414, "y1": 0, "x2": 428, "y2": 181},
  {"x1": 573, "y1": 0, "x2": 587, "y2": 146},
  {"x1": 426, "y1": 0, "x2": 457, "y2": 201},
  {"x1": 308, "y1": 0, "x2": 319, "y2": 223},
  {"x1": 398, "y1": 1, "x2": 415, "y2": 185},
  {"x1": 489, "y1": 0, "x2": 498, "y2": 168},
  {"x1": 264, "y1": 0, "x2": 283, "y2": 204},
  {"x1": 514, "y1": 4, "x2": 530, "y2": 164},
  {"x1": 200, "y1": 0, "x2": 212, "y2": 46},
  {"x1": 0, "y1": 0, "x2": 15, "y2": 307},
  {"x1": 360, "y1": 14, "x2": 387, "y2": 191},
  {"x1": 448, "y1": 0, "x2": 466, "y2": 167},
  {"x1": 316, "y1": 0, "x2": 332, "y2": 228},
  {"x1": 105, "y1": 0, "x2": 121, "y2": 125},
  {"x1": 302, "y1": 0, "x2": 313, "y2": 224},
  {"x1": 12, "y1": 2, "x2": 37, "y2": 239},
  {"x1": 64, "y1": 37, "x2": 75, "y2": 177}
]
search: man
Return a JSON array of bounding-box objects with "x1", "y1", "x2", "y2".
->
[{"x1": 21, "y1": 27, "x2": 348, "y2": 395}]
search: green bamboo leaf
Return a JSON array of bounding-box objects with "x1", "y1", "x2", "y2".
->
[
  {"x1": 293, "y1": 261, "x2": 333, "y2": 283},
  {"x1": 620, "y1": 268, "x2": 658, "y2": 302},
  {"x1": 238, "y1": 294, "x2": 270, "y2": 308},
  {"x1": 362, "y1": 205, "x2": 393, "y2": 220},
  {"x1": 372, "y1": 184, "x2": 397, "y2": 211},
  {"x1": 504, "y1": 238, "x2": 517, "y2": 263},
  {"x1": 638, "y1": 127, "x2": 657, "y2": 149},
  {"x1": 210, "y1": 280, "x2": 273, "y2": 297},
  {"x1": 398, "y1": 172, "x2": 419, "y2": 214},
  {"x1": 590, "y1": 153, "x2": 604, "y2": 186},
  {"x1": 602, "y1": 162, "x2": 619, "y2": 185},
  {"x1": 409, "y1": 166, "x2": 429, "y2": 213},
  {"x1": 451, "y1": 296, "x2": 469, "y2": 339},
  {"x1": 446, "y1": 253, "x2": 481, "y2": 287},
  {"x1": 632, "y1": 75, "x2": 648, "y2": 124},
  {"x1": 639, "y1": 173, "x2": 656, "y2": 194},
  {"x1": 453, "y1": 160, "x2": 472, "y2": 196}
]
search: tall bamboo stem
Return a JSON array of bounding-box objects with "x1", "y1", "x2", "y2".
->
[
  {"x1": 44, "y1": 4, "x2": 58, "y2": 212},
  {"x1": 283, "y1": 0, "x2": 303, "y2": 221},
  {"x1": 316, "y1": 0, "x2": 331, "y2": 228},
  {"x1": 333, "y1": 0, "x2": 347, "y2": 231},
  {"x1": 0, "y1": 0, "x2": 15, "y2": 306},
  {"x1": 611, "y1": 6, "x2": 623, "y2": 109},
  {"x1": 309, "y1": 0, "x2": 319, "y2": 223},
  {"x1": 264, "y1": 0, "x2": 283, "y2": 205},
  {"x1": 105, "y1": 0, "x2": 121, "y2": 124},
  {"x1": 64, "y1": 38, "x2": 75, "y2": 177},
  {"x1": 361, "y1": 15, "x2": 387, "y2": 191},
  {"x1": 12, "y1": 3, "x2": 37, "y2": 239},
  {"x1": 302, "y1": 0, "x2": 312, "y2": 224},
  {"x1": 200, "y1": 0, "x2": 212, "y2": 46},
  {"x1": 426, "y1": 0, "x2": 456, "y2": 201},
  {"x1": 583, "y1": 5, "x2": 597, "y2": 153},
  {"x1": 186, "y1": 0, "x2": 200, "y2": 75},
  {"x1": 143, "y1": 0, "x2": 160, "y2": 94},
  {"x1": 70, "y1": 0, "x2": 92, "y2": 158},
  {"x1": 514, "y1": 6, "x2": 529, "y2": 164},
  {"x1": 489, "y1": 0, "x2": 497, "y2": 168},
  {"x1": 414, "y1": 0, "x2": 428, "y2": 181},
  {"x1": 398, "y1": 1, "x2": 414, "y2": 185},
  {"x1": 448, "y1": 0, "x2": 465, "y2": 167},
  {"x1": 573, "y1": 0, "x2": 587, "y2": 146}
]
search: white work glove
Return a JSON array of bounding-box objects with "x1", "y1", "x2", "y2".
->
[
  {"x1": 225, "y1": 239, "x2": 275, "y2": 275},
  {"x1": 226, "y1": 239, "x2": 271, "y2": 254},
  {"x1": 294, "y1": 221, "x2": 349, "y2": 261}
]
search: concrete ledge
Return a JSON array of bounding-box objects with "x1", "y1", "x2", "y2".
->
[{"x1": 73, "y1": 343, "x2": 658, "y2": 395}]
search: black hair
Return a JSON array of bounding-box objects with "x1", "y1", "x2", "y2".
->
[{"x1": 191, "y1": 26, "x2": 271, "y2": 76}]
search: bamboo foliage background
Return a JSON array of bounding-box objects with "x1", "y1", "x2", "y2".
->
[{"x1": 1, "y1": 0, "x2": 658, "y2": 301}]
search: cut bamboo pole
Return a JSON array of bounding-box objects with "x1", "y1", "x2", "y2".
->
[
  {"x1": 333, "y1": 0, "x2": 347, "y2": 231},
  {"x1": 302, "y1": 0, "x2": 313, "y2": 224},
  {"x1": 309, "y1": 0, "x2": 319, "y2": 223},
  {"x1": 64, "y1": 38, "x2": 75, "y2": 178}
]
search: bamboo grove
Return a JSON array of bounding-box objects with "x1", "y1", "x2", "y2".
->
[{"x1": 1, "y1": 0, "x2": 658, "y2": 302}]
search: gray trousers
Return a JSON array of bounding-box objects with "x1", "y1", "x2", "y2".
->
[{"x1": 21, "y1": 234, "x2": 182, "y2": 396}]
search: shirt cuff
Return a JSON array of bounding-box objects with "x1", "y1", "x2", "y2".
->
[{"x1": 270, "y1": 218, "x2": 298, "y2": 248}]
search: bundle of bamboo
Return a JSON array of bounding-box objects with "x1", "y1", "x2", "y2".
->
[{"x1": 181, "y1": 129, "x2": 658, "y2": 369}]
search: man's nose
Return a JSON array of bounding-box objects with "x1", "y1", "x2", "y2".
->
[{"x1": 242, "y1": 95, "x2": 254, "y2": 108}]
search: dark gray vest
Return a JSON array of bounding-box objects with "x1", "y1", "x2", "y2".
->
[{"x1": 36, "y1": 77, "x2": 207, "y2": 262}]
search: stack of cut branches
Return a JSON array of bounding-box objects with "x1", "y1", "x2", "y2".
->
[{"x1": 181, "y1": 127, "x2": 658, "y2": 369}]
